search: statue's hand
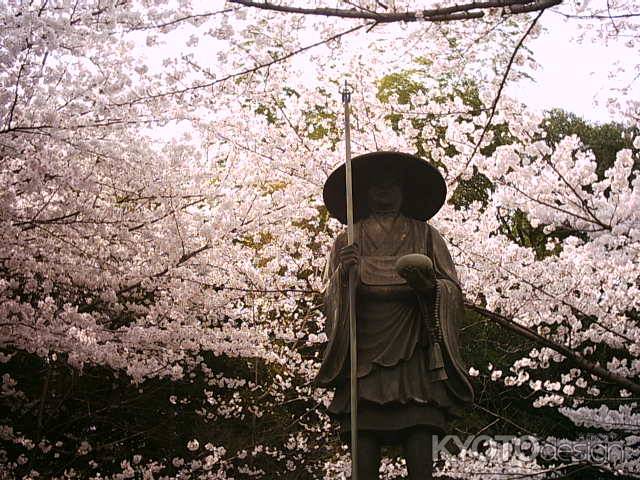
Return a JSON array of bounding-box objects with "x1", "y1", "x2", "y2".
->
[
  {"x1": 399, "y1": 266, "x2": 436, "y2": 293},
  {"x1": 396, "y1": 254, "x2": 436, "y2": 294},
  {"x1": 338, "y1": 243, "x2": 359, "y2": 274}
]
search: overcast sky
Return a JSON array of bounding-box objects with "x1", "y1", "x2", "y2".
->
[
  {"x1": 509, "y1": 12, "x2": 638, "y2": 123},
  {"x1": 137, "y1": 8, "x2": 637, "y2": 129}
]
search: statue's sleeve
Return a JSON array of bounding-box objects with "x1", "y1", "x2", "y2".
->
[
  {"x1": 430, "y1": 225, "x2": 475, "y2": 405},
  {"x1": 321, "y1": 233, "x2": 346, "y2": 338},
  {"x1": 314, "y1": 232, "x2": 349, "y2": 387}
]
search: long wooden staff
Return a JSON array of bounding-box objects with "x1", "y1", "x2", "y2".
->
[{"x1": 340, "y1": 80, "x2": 358, "y2": 480}]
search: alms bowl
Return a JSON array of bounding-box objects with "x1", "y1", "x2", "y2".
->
[{"x1": 395, "y1": 253, "x2": 433, "y2": 274}]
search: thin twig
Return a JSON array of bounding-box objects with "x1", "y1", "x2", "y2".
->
[
  {"x1": 459, "y1": 9, "x2": 546, "y2": 181},
  {"x1": 111, "y1": 23, "x2": 371, "y2": 107}
]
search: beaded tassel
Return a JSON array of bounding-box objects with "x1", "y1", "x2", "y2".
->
[
  {"x1": 417, "y1": 284, "x2": 444, "y2": 371},
  {"x1": 434, "y1": 281, "x2": 443, "y2": 343},
  {"x1": 428, "y1": 281, "x2": 444, "y2": 370}
]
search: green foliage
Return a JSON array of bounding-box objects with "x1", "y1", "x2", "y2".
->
[
  {"x1": 254, "y1": 104, "x2": 279, "y2": 126},
  {"x1": 543, "y1": 109, "x2": 640, "y2": 179},
  {"x1": 449, "y1": 168, "x2": 493, "y2": 209},
  {"x1": 377, "y1": 70, "x2": 426, "y2": 105},
  {"x1": 302, "y1": 87, "x2": 341, "y2": 148},
  {"x1": 304, "y1": 104, "x2": 338, "y2": 142}
]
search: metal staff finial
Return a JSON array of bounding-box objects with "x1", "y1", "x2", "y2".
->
[
  {"x1": 341, "y1": 80, "x2": 354, "y2": 244},
  {"x1": 340, "y1": 79, "x2": 358, "y2": 480},
  {"x1": 340, "y1": 80, "x2": 353, "y2": 104}
]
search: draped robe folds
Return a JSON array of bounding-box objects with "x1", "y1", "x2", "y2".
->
[{"x1": 314, "y1": 214, "x2": 474, "y2": 435}]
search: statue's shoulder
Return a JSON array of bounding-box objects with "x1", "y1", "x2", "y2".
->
[
  {"x1": 410, "y1": 218, "x2": 441, "y2": 236},
  {"x1": 405, "y1": 216, "x2": 441, "y2": 236},
  {"x1": 332, "y1": 228, "x2": 349, "y2": 249},
  {"x1": 416, "y1": 219, "x2": 451, "y2": 253},
  {"x1": 429, "y1": 224, "x2": 452, "y2": 252}
]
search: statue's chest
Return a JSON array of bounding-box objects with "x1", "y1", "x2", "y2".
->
[
  {"x1": 358, "y1": 217, "x2": 426, "y2": 287},
  {"x1": 360, "y1": 216, "x2": 421, "y2": 256}
]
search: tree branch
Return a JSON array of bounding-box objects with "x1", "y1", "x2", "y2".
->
[
  {"x1": 467, "y1": 302, "x2": 640, "y2": 394},
  {"x1": 116, "y1": 243, "x2": 211, "y2": 295},
  {"x1": 229, "y1": 0, "x2": 563, "y2": 22},
  {"x1": 5, "y1": 60, "x2": 26, "y2": 130},
  {"x1": 120, "y1": 9, "x2": 235, "y2": 32},
  {"x1": 555, "y1": 11, "x2": 640, "y2": 19}
]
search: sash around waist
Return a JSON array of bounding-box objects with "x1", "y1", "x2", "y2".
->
[{"x1": 357, "y1": 282, "x2": 416, "y2": 300}]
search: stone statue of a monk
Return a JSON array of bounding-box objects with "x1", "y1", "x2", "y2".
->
[{"x1": 315, "y1": 152, "x2": 474, "y2": 480}]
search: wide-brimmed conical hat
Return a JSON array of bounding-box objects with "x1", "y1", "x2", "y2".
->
[{"x1": 322, "y1": 151, "x2": 446, "y2": 224}]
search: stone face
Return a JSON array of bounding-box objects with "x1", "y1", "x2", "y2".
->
[{"x1": 317, "y1": 152, "x2": 474, "y2": 480}]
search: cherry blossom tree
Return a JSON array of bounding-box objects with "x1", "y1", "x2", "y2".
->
[{"x1": 1, "y1": 0, "x2": 639, "y2": 478}]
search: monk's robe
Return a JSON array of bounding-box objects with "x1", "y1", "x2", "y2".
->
[{"x1": 314, "y1": 213, "x2": 474, "y2": 439}]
